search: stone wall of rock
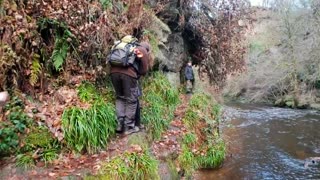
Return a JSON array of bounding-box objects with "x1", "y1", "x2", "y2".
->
[{"x1": 147, "y1": 11, "x2": 187, "y2": 86}]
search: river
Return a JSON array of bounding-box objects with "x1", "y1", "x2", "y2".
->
[{"x1": 197, "y1": 103, "x2": 320, "y2": 179}]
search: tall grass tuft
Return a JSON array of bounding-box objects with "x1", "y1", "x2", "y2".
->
[
  {"x1": 98, "y1": 150, "x2": 160, "y2": 179},
  {"x1": 178, "y1": 145, "x2": 198, "y2": 178},
  {"x1": 141, "y1": 72, "x2": 179, "y2": 140},
  {"x1": 62, "y1": 102, "x2": 116, "y2": 153},
  {"x1": 196, "y1": 139, "x2": 225, "y2": 168}
]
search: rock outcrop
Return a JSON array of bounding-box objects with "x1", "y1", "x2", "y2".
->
[{"x1": 147, "y1": 14, "x2": 187, "y2": 86}]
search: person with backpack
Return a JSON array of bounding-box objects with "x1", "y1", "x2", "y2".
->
[
  {"x1": 108, "y1": 35, "x2": 151, "y2": 135},
  {"x1": 185, "y1": 60, "x2": 195, "y2": 94}
]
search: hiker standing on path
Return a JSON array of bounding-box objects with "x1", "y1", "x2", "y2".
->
[
  {"x1": 110, "y1": 39, "x2": 151, "y2": 135},
  {"x1": 185, "y1": 60, "x2": 195, "y2": 93}
]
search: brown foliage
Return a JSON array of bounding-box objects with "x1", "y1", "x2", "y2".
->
[
  {"x1": 183, "y1": 0, "x2": 250, "y2": 88},
  {"x1": 0, "y1": 0, "x2": 158, "y2": 92}
]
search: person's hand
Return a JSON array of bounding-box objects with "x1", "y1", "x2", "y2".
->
[{"x1": 134, "y1": 48, "x2": 143, "y2": 58}]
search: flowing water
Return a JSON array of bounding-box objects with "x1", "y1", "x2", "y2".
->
[{"x1": 198, "y1": 103, "x2": 320, "y2": 180}]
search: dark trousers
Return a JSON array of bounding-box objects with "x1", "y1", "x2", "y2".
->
[
  {"x1": 111, "y1": 73, "x2": 139, "y2": 127},
  {"x1": 135, "y1": 99, "x2": 141, "y2": 126},
  {"x1": 186, "y1": 79, "x2": 195, "y2": 93}
]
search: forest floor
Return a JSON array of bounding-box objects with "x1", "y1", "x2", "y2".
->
[{"x1": 0, "y1": 94, "x2": 191, "y2": 179}]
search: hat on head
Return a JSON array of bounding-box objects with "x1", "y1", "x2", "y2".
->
[{"x1": 139, "y1": 42, "x2": 151, "y2": 52}]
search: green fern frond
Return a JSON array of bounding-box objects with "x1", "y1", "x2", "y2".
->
[
  {"x1": 51, "y1": 38, "x2": 69, "y2": 71},
  {"x1": 100, "y1": 0, "x2": 112, "y2": 10},
  {"x1": 30, "y1": 54, "x2": 42, "y2": 86},
  {"x1": 37, "y1": 18, "x2": 74, "y2": 72}
]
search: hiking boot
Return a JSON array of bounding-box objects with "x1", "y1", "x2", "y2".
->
[
  {"x1": 116, "y1": 118, "x2": 124, "y2": 133},
  {"x1": 124, "y1": 126, "x2": 140, "y2": 135}
]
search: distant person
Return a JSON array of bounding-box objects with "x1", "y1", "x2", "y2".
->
[
  {"x1": 185, "y1": 61, "x2": 195, "y2": 93},
  {"x1": 109, "y1": 36, "x2": 151, "y2": 135}
]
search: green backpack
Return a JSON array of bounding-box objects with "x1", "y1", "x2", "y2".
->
[{"x1": 107, "y1": 35, "x2": 139, "y2": 68}]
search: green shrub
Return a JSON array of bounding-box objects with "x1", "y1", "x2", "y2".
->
[
  {"x1": 142, "y1": 92, "x2": 171, "y2": 140},
  {"x1": 62, "y1": 102, "x2": 116, "y2": 153},
  {"x1": 98, "y1": 150, "x2": 160, "y2": 180},
  {"x1": 141, "y1": 72, "x2": 179, "y2": 140},
  {"x1": 0, "y1": 97, "x2": 32, "y2": 156},
  {"x1": 0, "y1": 126, "x2": 19, "y2": 155},
  {"x1": 1, "y1": 96, "x2": 61, "y2": 166}
]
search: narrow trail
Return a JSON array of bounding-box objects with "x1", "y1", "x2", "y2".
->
[
  {"x1": 0, "y1": 94, "x2": 191, "y2": 179},
  {"x1": 152, "y1": 94, "x2": 191, "y2": 177}
]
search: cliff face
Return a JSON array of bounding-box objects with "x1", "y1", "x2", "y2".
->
[{"x1": 144, "y1": 0, "x2": 187, "y2": 85}]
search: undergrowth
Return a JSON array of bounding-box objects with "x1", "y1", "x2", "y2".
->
[
  {"x1": 196, "y1": 139, "x2": 225, "y2": 168},
  {"x1": 0, "y1": 97, "x2": 32, "y2": 156},
  {"x1": 62, "y1": 102, "x2": 116, "y2": 154},
  {"x1": 178, "y1": 93, "x2": 225, "y2": 177},
  {"x1": 141, "y1": 72, "x2": 179, "y2": 140},
  {"x1": 97, "y1": 149, "x2": 160, "y2": 179},
  {"x1": 16, "y1": 125, "x2": 61, "y2": 168},
  {"x1": 77, "y1": 80, "x2": 115, "y2": 103},
  {"x1": 178, "y1": 145, "x2": 198, "y2": 178},
  {"x1": 37, "y1": 18, "x2": 77, "y2": 72},
  {"x1": 62, "y1": 80, "x2": 116, "y2": 153},
  {"x1": 0, "y1": 96, "x2": 60, "y2": 168}
]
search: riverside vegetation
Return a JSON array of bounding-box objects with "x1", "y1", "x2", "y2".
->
[
  {"x1": 224, "y1": 1, "x2": 320, "y2": 109},
  {"x1": 0, "y1": 0, "x2": 250, "y2": 178},
  {"x1": 178, "y1": 93, "x2": 225, "y2": 178},
  {"x1": 1, "y1": 72, "x2": 225, "y2": 179}
]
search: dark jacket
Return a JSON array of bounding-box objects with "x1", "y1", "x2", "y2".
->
[
  {"x1": 185, "y1": 65, "x2": 194, "y2": 80},
  {"x1": 110, "y1": 46, "x2": 150, "y2": 78}
]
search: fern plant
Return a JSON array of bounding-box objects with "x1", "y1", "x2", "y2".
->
[
  {"x1": 100, "y1": 0, "x2": 112, "y2": 10},
  {"x1": 29, "y1": 53, "x2": 42, "y2": 86},
  {"x1": 51, "y1": 36, "x2": 69, "y2": 71},
  {"x1": 37, "y1": 18, "x2": 76, "y2": 72}
]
